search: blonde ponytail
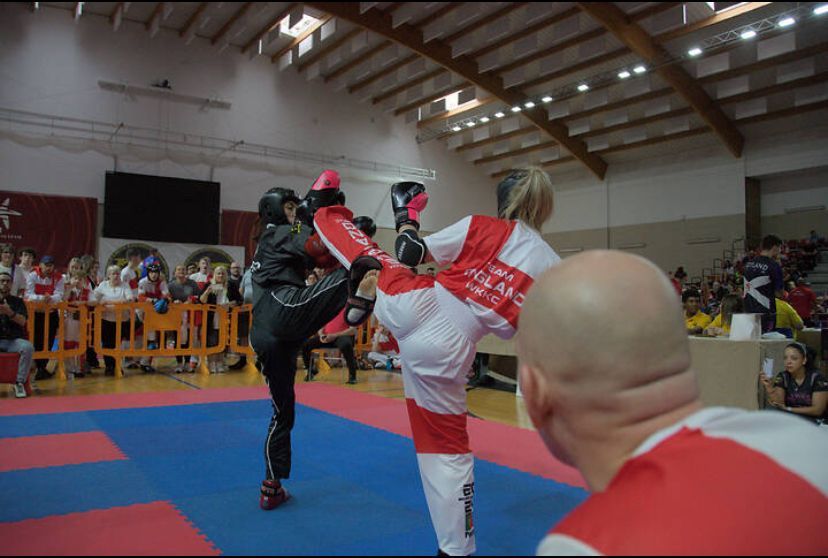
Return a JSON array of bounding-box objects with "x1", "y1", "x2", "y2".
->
[{"x1": 499, "y1": 166, "x2": 554, "y2": 231}]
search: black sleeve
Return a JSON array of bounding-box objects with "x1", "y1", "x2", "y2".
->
[
  {"x1": 12, "y1": 297, "x2": 27, "y2": 319},
  {"x1": 812, "y1": 373, "x2": 828, "y2": 392}
]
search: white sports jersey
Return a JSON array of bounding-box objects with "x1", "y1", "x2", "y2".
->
[
  {"x1": 121, "y1": 266, "x2": 140, "y2": 297},
  {"x1": 537, "y1": 408, "x2": 828, "y2": 556},
  {"x1": 425, "y1": 215, "x2": 560, "y2": 341},
  {"x1": 138, "y1": 277, "x2": 169, "y2": 301}
]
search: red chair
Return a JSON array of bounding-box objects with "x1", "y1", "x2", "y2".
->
[{"x1": 0, "y1": 352, "x2": 32, "y2": 396}]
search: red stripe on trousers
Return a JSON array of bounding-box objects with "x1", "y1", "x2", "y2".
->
[{"x1": 406, "y1": 398, "x2": 470, "y2": 454}]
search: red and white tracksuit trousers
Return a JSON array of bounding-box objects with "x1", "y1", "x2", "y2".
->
[{"x1": 316, "y1": 207, "x2": 477, "y2": 555}]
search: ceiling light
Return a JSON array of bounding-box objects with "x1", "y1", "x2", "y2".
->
[
  {"x1": 479, "y1": 116, "x2": 490, "y2": 123},
  {"x1": 511, "y1": 106, "x2": 522, "y2": 112},
  {"x1": 618, "y1": 70, "x2": 631, "y2": 79},
  {"x1": 451, "y1": 126, "x2": 462, "y2": 132},
  {"x1": 258, "y1": 40, "x2": 263, "y2": 55},
  {"x1": 577, "y1": 84, "x2": 589, "y2": 92},
  {"x1": 633, "y1": 65, "x2": 647, "y2": 74},
  {"x1": 814, "y1": 4, "x2": 828, "y2": 15},
  {"x1": 524, "y1": 101, "x2": 535, "y2": 109},
  {"x1": 75, "y1": 1, "x2": 84, "y2": 17},
  {"x1": 778, "y1": 17, "x2": 795, "y2": 27},
  {"x1": 494, "y1": 111, "x2": 505, "y2": 118},
  {"x1": 688, "y1": 47, "x2": 703, "y2": 57},
  {"x1": 541, "y1": 95, "x2": 553, "y2": 103},
  {"x1": 740, "y1": 29, "x2": 757, "y2": 39},
  {"x1": 465, "y1": 121, "x2": 476, "y2": 127}
]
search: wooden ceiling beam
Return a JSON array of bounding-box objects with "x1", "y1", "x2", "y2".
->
[
  {"x1": 307, "y1": 2, "x2": 608, "y2": 179},
  {"x1": 297, "y1": 27, "x2": 362, "y2": 71},
  {"x1": 474, "y1": 140, "x2": 558, "y2": 165},
  {"x1": 179, "y1": 2, "x2": 208, "y2": 39},
  {"x1": 656, "y1": 2, "x2": 773, "y2": 43},
  {"x1": 211, "y1": 2, "x2": 254, "y2": 46},
  {"x1": 242, "y1": 3, "x2": 298, "y2": 54},
  {"x1": 394, "y1": 82, "x2": 472, "y2": 116},
  {"x1": 337, "y1": 3, "x2": 464, "y2": 90},
  {"x1": 578, "y1": 2, "x2": 743, "y2": 157}
]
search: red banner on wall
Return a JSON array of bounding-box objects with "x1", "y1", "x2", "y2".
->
[
  {"x1": 221, "y1": 210, "x2": 260, "y2": 266},
  {"x1": 0, "y1": 191, "x2": 97, "y2": 268}
]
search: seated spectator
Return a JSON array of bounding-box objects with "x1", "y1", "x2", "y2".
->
[
  {"x1": 91, "y1": 265, "x2": 134, "y2": 376},
  {"x1": 12, "y1": 247, "x2": 35, "y2": 298},
  {"x1": 787, "y1": 278, "x2": 818, "y2": 327},
  {"x1": 516, "y1": 250, "x2": 828, "y2": 555},
  {"x1": 774, "y1": 296, "x2": 805, "y2": 339},
  {"x1": 704, "y1": 294, "x2": 743, "y2": 337},
  {"x1": 366, "y1": 323, "x2": 400, "y2": 369},
  {"x1": 674, "y1": 266, "x2": 687, "y2": 286},
  {"x1": 0, "y1": 272, "x2": 34, "y2": 398},
  {"x1": 760, "y1": 343, "x2": 827, "y2": 423},
  {"x1": 682, "y1": 288, "x2": 711, "y2": 335},
  {"x1": 25, "y1": 255, "x2": 64, "y2": 380},
  {"x1": 168, "y1": 264, "x2": 201, "y2": 373},
  {"x1": 301, "y1": 308, "x2": 359, "y2": 384}
]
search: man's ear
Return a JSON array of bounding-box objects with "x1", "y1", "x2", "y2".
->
[{"x1": 519, "y1": 362, "x2": 552, "y2": 431}]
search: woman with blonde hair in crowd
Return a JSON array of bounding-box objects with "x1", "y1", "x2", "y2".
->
[
  {"x1": 199, "y1": 265, "x2": 241, "y2": 373},
  {"x1": 313, "y1": 166, "x2": 560, "y2": 555},
  {"x1": 63, "y1": 257, "x2": 92, "y2": 378}
]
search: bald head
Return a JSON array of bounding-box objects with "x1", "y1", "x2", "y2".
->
[
  {"x1": 517, "y1": 251, "x2": 700, "y2": 483},
  {"x1": 519, "y1": 250, "x2": 691, "y2": 389}
]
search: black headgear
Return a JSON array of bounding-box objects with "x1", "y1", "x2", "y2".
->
[
  {"x1": 352, "y1": 216, "x2": 377, "y2": 238},
  {"x1": 259, "y1": 187, "x2": 301, "y2": 226},
  {"x1": 146, "y1": 263, "x2": 161, "y2": 274},
  {"x1": 496, "y1": 170, "x2": 528, "y2": 219}
]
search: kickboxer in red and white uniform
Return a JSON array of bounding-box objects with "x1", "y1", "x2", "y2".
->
[{"x1": 314, "y1": 168, "x2": 560, "y2": 556}]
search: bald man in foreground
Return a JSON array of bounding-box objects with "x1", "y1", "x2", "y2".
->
[{"x1": 517, "y1": 251, "x2": 828, "y2": 556}]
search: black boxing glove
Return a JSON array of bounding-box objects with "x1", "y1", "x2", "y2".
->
[{"x1": 391, "y1": 182, "x2": 428, "y2": 232}]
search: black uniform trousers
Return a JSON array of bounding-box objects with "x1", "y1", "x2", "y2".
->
[{"x1": 251, "y1": 268, "x2": 349, "y2": 481}]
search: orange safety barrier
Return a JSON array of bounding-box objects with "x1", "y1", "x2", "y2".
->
[
  {"x1": 92, "y1": 302, "x2": 228, "y2": 378},
  {"x1": 26, "y1": 301, "x2": 89, "y2": 381}
]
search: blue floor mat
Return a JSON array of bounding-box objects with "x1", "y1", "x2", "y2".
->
[{"x1": 0, "y1": 400, "x2": 587, "y2": 555}]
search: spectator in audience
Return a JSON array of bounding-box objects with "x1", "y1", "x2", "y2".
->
[
  {"x1": 140, "y1": 247, "x2": 161, "y2": 279},
  {"x1": 774, "y1": 296, "x2": 805, "y2": 339},
  {"x1": 121, "y1": 248, "x2": 144, "y2": 368},
  {"x1": 704, "y1": 294, "x2": 742, "y2": 337},
  {"x1": 301, "y1": 307, "x2": 359, "y2": 384},
  {"x1": 168, "y1": 264, "x2": 200, "y2": 373},
  {"x1": 667, "y1": 271, "x2": 682, "y2": 296},
  {"x1": 760, "y1": 343, "x2": 827, "y2": 424},
  {"x1": 227, "y1": 261, "x2": 249, "y2": 370},
  {"x1": 200, "y1": 265, "x2": 238, "y2": 373},
  {"x1": 187, "y1": 262, "x2": 198, "y2": 276},
  {"x1": 367, "y1": 323, "x2": 400, "y2": 369},
  {"x1": 137, "y1": 262, "x2": 170, "y2": 373},
  {"x1": 13, "y1": 247, "x2": 35, "y2": 297},
  {"x1": 674, "y1": 266, "x2": 687, "y2": 286},
  {"x1": 0, "y1": 271, "x2": 34, "y2": 398},
  {"x1": 809, "y1": 229, "x2": 821, "y2": 245},
  {"x1": 79, "y1": 254, "x2": 101, "y2": 371},
  {"x1": 743, "y1": 235, "x2": 784, "y2": 333},
  {"x1": 25, "y1": 255, "x2": 64, "y2": 380},
  {"x1": 516, "y1": 250, "x2": 828, "y2": 555},
  {"x1": 683, "y1": 288, "x2": 711, "y2": 335},
  {"x1": 189, "y1": 256, "x2": 212, "y2": 288},
  {"x1": 63, "y1": 260, "x2": 92, "y2": 378},
  {"x1": 91, "y1": 265, "x2": 134, "y2": 375},
  {"x1": 787, "y1": 278, "x2": 818, "y2": 327},
  {"x1": 0, "y1": 244, "x2": 14, "y2": 278}
]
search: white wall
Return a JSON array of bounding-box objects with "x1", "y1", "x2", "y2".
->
[
  {"x1": 760, "y1": 166, "x2": 828, "y2": 216},
  {"x1": 0, "y1": 3, "x2": 496, "y2": 231},
  {"x1": 2, "y1": 3, "x2": 827, "y2": 243}
]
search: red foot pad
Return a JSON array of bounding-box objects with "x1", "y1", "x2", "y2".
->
[
  {"x1": 0, "y1": 431, "x2": 126, "y2": 473},
  {"x1": 260, "y1": 479, "x2": 291, "y2": 510},
  {"x1": 0, "y1": 501, "x2": 220, "y2": 556}
]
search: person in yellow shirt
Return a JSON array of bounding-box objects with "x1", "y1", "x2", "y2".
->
[
  {"x1": 683, "y1": 289, "x2": 711, "y2": 334},
  {"x1": 775, "y1": 297, "x2": 804, "y2": 339},
  {"x1": 705, "y1": 294, "x2": 743, "y2": 337}
]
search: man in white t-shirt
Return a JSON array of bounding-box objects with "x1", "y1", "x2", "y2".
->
[{"x1": 517, "y1": 251, "x2": 828, "y2": 556}]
